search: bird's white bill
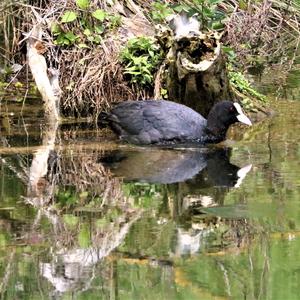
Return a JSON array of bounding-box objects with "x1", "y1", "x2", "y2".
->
[
  {"x1": 234, "y1": 164, "x2": 252, "y2": 188},
  {"x1": 233, "y1": 103, "x2": 252, "y2": 126}
]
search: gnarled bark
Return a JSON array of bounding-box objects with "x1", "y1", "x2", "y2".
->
[{"x1": 163, "y1": 14, "x2": 234, "y2": 117}]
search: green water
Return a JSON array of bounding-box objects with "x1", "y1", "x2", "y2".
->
[{"x1": 0, "y1": 92, "x2": 300, "y2": 298}]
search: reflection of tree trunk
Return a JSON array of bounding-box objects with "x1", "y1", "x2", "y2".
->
[
  {"x1": 258, "y1": 237, "x2": 270, "y2": 300},
  {"x1": 39, "y1": 210, "x2": 143, "y2": 294},
  {"x1": 27, "y1": 121, "x2": 58, "y2": 202},
  {"x1": 110, "y1": 260, "x2": 118, "y2": 300},
  {"x1": 0, "y1": 249, "x2": 16, "y2": 295},
  {"x1": 166, "y1": 181, "x2": 227, "y2": 220},
  {"x1": 167, "y1": 184, "x2": 184, "y2": 220}
]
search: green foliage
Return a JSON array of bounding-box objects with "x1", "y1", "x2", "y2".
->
[
  {"x1": 150, "y1": 2, "x2": 173, "y2": 22},
  {"x1": 150, "y1": 0, "x2": 226, "y2": 30},
  {"x1": 52, "y1": 5, "x2": 121, "y2": 47},
  {"x1": 78, "y1": 224, "x2": 91, "y2": 248},
  {"x1": 0, "y1": 78, "x2": 38, "y2": 101},
  {"x1": 56, "y1": 188, "x2": 78, "y2": 207},
  {"x1": 223, "y1": 46, "x2": 266, "y2": 107},
  {"x1": 107, "y1": 14, "x2": 122, "y2": 30},
  {"x1": 76, "y1": 0, "x2": 90, "y2": 10},
  {"x1": 175, "y1": 0, "x2": 226, "y2": 30},
  {"x1": 120, "y1": 36, "x2": 163, "y2": 86},
  {"x1": 229, "y1": 69, "x2": 267, "y2": 106},
  {"x1": 92, "y1": 9, "x2": 106, "y2": 21},
  {"x1": 0, "y1": 233, "x2": 10, "y2": 247},
  {"x1": 122, "y1": 183, "x2": 163, "y2": 208},
  {"x1": 222, "y1": 45, "x2": 236, "y2": 61},
  {"x1": 63, "y1": 214, "x2": 79, "y2": 228},
  {"x1": 61, "y1": 11, "x2": 78, "y2": 23},
  {"x1": 54, "y1": 30, "x2": 79, "y2": 46}
]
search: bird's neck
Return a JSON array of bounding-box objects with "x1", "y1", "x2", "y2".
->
[{"x1": 206, "y1": 117, "x2": 228, "y2": 142}]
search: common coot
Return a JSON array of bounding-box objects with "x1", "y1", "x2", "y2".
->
[{"x1": 99, "y1": 100, "x2": 252, "y2": 145}]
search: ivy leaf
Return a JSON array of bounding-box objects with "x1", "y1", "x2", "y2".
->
[
  {"x1": 93, "y1": 35, "x2": 102, "y2": 44},
  {"x1": 94, "y1": 25, "x2": 104, "y2": 34},
  {"x1": 87, "y1": 35, "x2": 95, "y2": 42},
  {"x1": 83, "y1": 28, "x2": 92, "y2": 36},
  {"x1": 76, "y1": 0, "x2": 90, "y2": 10},
  {"x1": 51, "y1": 23, "x2": 61, "y2": 35},
  {"x1": 92, "y1": 9, "x2": 106, "y2": 21},
  {"x1": 61, "y1": 11, "x2": 77, "y2": 23},
  {"x1": 78, "y1": 43, "x2": 89, "y2": 48},
  {"x1": 55, "y1": 34, "x2": 69, "y2": 45},
  {"x1": 65, "y1": 31, "x2": 78, "y2": 42}
]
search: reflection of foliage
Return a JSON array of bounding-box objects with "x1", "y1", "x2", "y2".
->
[
  {"x1": 119, "y1": 214, "x2": 175, "y2": 258},
  {"x1": 58, "y1": 149, "x2": 123, "y2": 207},
  {"x1": 1, "y1": 229, "x2": 300, "y2": 299},
  {"x1": 56, "y1": 188, "x2": 79, "y2": 208},
  {"x1": 176, "y1": 235, "x2": 300, "y2": 299},
  {"x1": 1, "y1": 98, "x2": 300, "y2": 298},
  {"x1": 0, "y1": 232, "x2": 10, "y2": 247},
  {"x1": 122, "y1": 183, "x2": 164, "y2": 209},
  {"x1": 55, "y1": 187, "x2": 109, "y2": 211},
  {"x1": 227, "y1": 102, "x2": 300, "y2": 233},
  {"x1": 78, "y1": 223, "x2": 91, "y2": 248}
]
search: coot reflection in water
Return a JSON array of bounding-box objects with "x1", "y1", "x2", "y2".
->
[{"x1": 99, "y1": 147, "x2": 252, "y2": 187}]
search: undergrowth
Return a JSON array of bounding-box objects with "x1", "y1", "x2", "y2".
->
[
  {"x1": 228, "y1": 69, "x2": 266, "y2": 110},
  {"x1": 223, "y1": 46, "x2": 266, "y2": 108},
  {"x1": 2, "y1": 0, "x2": 300, "y2": 116},
  {"x1": 120, "y1": 36, "x2": 163, "y2": 87},
  {"x1": 51, "y1": 1, "x2": 121, "y2": 48},
  {"x1": 150, "y1": 0, "x2": 226, "y2": 30}
]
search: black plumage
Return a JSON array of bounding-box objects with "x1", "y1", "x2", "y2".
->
[{"x1": 99, "y1": 100, "x2": 252, "y2": 145}]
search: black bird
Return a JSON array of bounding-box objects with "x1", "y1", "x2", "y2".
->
[{"x1": 99, "y1": 100, "x2": 252, "y2": 145}]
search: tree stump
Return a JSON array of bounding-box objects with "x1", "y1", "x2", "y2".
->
[{"x1": 163, "y1": 14, "x2": 234, "y2": 117}]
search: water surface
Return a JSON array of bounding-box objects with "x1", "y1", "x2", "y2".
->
[{"x1": 0, "y1": 93, "x2": 299, "y2": 299}]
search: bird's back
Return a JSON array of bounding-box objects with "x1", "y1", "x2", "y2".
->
[{"x1": 106, "y1": 100, "x2": 207, "y2": 144}]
